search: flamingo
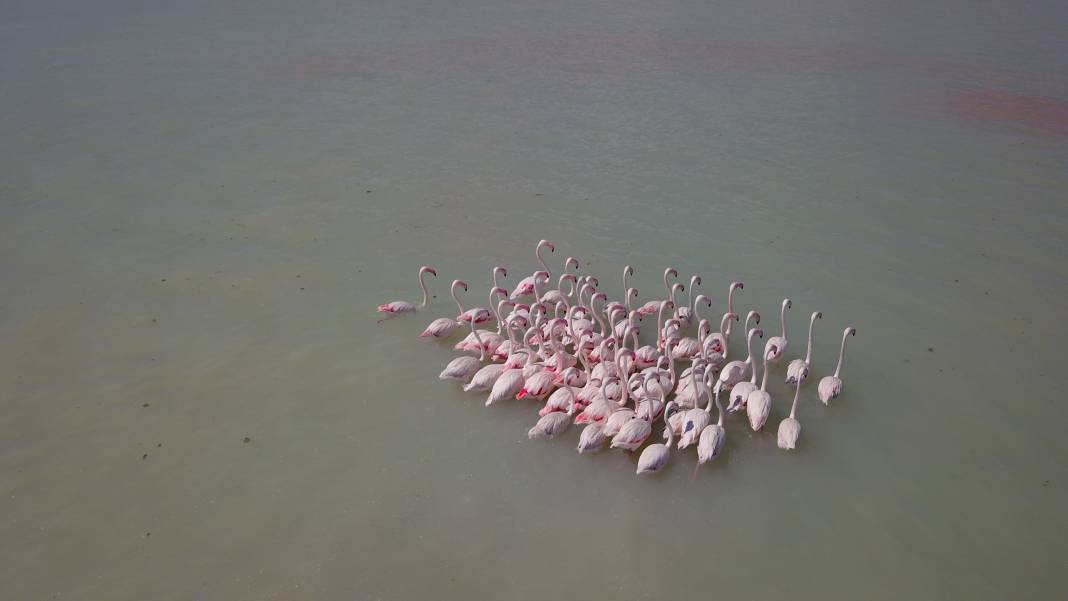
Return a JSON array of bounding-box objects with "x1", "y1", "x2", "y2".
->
[
  {"x1": 786, "y1": 311, "x2": 823, "y2": 384},
  {"x1": 463, "y1": 362, "x2": 506, "y2": 392},
  {"x1": 715, "y1": 328, "x2": 763, "y2": 397},
  {"x1": 777, "y1": 375, "x2": 805, "y2": 449},
  {"x1": 576, "y1": 422, "x2": 608, "y2": 454},
  {"x1": 636, "y1": 268, "x2": 678, "y2": 316},
  {"x1": 723, "y1": 281, "x2": 743, "y2": 338},
  {"x1": 377, "y1": 266, "x2": 436, "y2": 321},
  {"x1": 459, "y1": 286, "x2": 505, "y2": 325},
  {"x1": 439, "y1": 321, "x2": 485, "y2": 382},
  {"x1": 703, "y1": 311, "x2": 740, "y2": 370},
  {"x1": 606, "y1": 287, "x2": 638, "y2": 319},
  {"x1": 697, "y1": 381, "x2": 727, "y2": 465},
  {"x1": 674, "y1": 365, "x2": 710, "y2": 448},
  {"x1": 419, "y1": 278, "x2": 467, "y2": 339},
  {"x1": 492, "y1": 265, "x2": 507, "y2": 291},
  {"x1": 818, "y1": 327, "x2": 857, "y2": 404},
  {"x1": 528, "y1": 369, "x2": 581, "y2": 439},
  {"x1": 745, "y1": 346, "x2": 775, "y2": 431},
  {"x1": 541, "y1": 273, "x2": 578, "y2": 307},
  {"x1": 675, "y1": 275, "x2": 702, "y2": 327},
  {"x1": 511, "y1": 240, "x2": 554, "y2": 299},
  {"x1": 613, "y1": 378, "x2": 663, "y2": 451},
  {"x1": 764, "y1": 298, "x2": 792, "y2": 363},
  {"x1": 636, "y1": 402, "x2": 680, "y2": 475}
]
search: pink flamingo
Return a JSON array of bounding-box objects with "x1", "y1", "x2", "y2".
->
[
  {"x1": 419, "y1": 278, "x2": 467, "y2": 339},
  {"x1": 818, "y1": 327, "x2": 857, "y2": 404},
  {"x1": 458, "y1": 286, "x2": 505, "y2": 325},
  {"x1": 377, "y1": 266, "x2": 436, "y2": 321},
  {"x1": 764, "y1": 298, "x2": 792, "y2": 363},
  {"x1": 786, "y1": 311, "x2": 823, "y2": 384},
  {"x1": 777, "y1": 375, "x2": 805, "y2": 449},
  {"x1": 675, "y1": 275, "x2": 702, "y2": 327},
  {"x1": 723, "y1": 281, "x2": 743, "y2": 339},
  {"x1": 528, "y1": 368, "x2": 581, "y2": 439},
  {"x1": 511, "y1": 240, "x2": 554, "y2": 299},
  {"x1": 636, "y1": 268, "x2": 678, "y2": 316},
  {"x1": 696, "y1": 381, "x2": 727, "y2": 465},
  {"x1": 716, "y1": 328, "x2": 763, "y2": 398},
  {"x1": 439, "y1": 322, "x2": 485, "y2": 382},
  {"x1": 636, "y1": 402, "x2": 680, "y2": 475},
  {"x1": 745, "y1": 345, "x2": 775, "y2": 431}
]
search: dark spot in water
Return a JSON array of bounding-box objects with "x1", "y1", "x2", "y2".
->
[
  {"x1": 151, "y1": 318, "x2": 157, "y2": 323},
  {"x1": 432, "y1": 295, "x2": 438, "y2": 299},
  {"x1": 142, "y1": 403, "x2": 150, "y2": 408},
  {"x1": 366, "y1": 190, "x2": 372, "y2": 194},
  {"x1": 300, "y1": 287, "x2": 305, "y2": 291},
  {"x1": 161, "y1": 278, "x2": 166, "y2": 282},
  {"x1": 146, "y1": 532, "x2": 151, "y2": 537},
  {"x1": 244, "y1": 437, "x2": 251, "y2": 443},
  {"x1": 954, "y1": 279, "x2": 959, "y2": 283},
  {"x1": 142, "y1": 453, "x2": 148, "y2": 460},
  {"x1": 927, "y1": 347, "x2": 934, "y2": 352},
  {"x1": 903, "y1": 359, "x2": 910, "y2": 363},
  {"x1": 296, "y1": 274, "x2": 301, "y2": 278},
  {"x1": 535, "y1": 193, "x2": 543, "y2": 196},
  {"x1": 157, "y1": 443, "x2": 162, "y2": 447}
]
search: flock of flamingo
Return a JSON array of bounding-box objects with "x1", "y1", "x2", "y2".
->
[{"x1": 377, "y1": 240, "x2": 857, "y2": 476}]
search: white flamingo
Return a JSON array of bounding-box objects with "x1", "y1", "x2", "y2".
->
[
  {"x1": 786, "y1": 311, "x2": 822, "y2": 384},
  {"x1": 818, "y1": 327, "x2": 857, "y2": 404},
  {"x1": 764, "y1": 298, "x2": 792, "y2": 363},
  {"x1": 636, "y1": 402, "x2": 680, "y2": 475},
  {"x1": 636, "y1": 268, "x2": 678, "y2": 315},
  {"x1": 675, "y1": 275, "x2": 702, "y2": 327},
  {"x1": 511, "y1": 240, "x2": 554, "y2": 299},
  {"x1": 697, "y1": 381, "x2": 727, "y2": 465},
  {"x1": 777, "y1": 375, "x2": 805, "y2": 450},
  {"x1": 377, "y1": 266, "x2": 436, "y2": 321},
  {"x1": 715, "y1": 328, "x2": 762, "y2": 397},
  {"x1": 745, "y1": 347, "x2": 775, "y2": 431},
  {"x1": 439, "y1": 321, "x2": 485, "y2": 382}
]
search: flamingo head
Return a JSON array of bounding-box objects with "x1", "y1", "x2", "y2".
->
[
  {"x1": 453, "y1": 279, "x2": 468, "y2": 292},
  {"x1": 421, "y1": 266, "x2": 438, "y2": 277},
  {"x1": 783, "y1": 298, "x2": 792, "y2": 310},
  {"x1": 491, "y1": 287, "x2": 508, "y2": 298},
  {"x1": 539, "y1": 240, "x2": 555, "y2": 253}
]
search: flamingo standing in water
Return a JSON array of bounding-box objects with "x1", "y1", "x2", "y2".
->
[
  {"x1": 723, "y1": 281, "x2": 743, "y2": 338},
  {"x1": 459, "y1": 286, "x2": 505, "y2": 325},
  {"x1": 377, "y1": 266, "x2": 436, "y2": 321},
  {"x1": 715, "y1": 328, "x2": 762, "y2": 397},
  {"x1": 697, "y1": 379, "x2": 727, "y2": 465},
  {"x1": 745, "y1": 346, "x2": 775, "y2": 431},
  {"x1": 419, "y1": 278, "x2": 467, "y2": 339},
  {"x1": 675, "y1": 275, "x2": 702, "y2": 327},
  {"x1": 636, "y1": 402, "x2": 680, "y2": 475},
  {"x1": 764, "y1": 298, "x2": 792, "y2": 363},
  {"x1": 511, "y1": 240, "x2": 555, "y2": 299},
  {"x1": 528, "y1": 368, "x2": 580, "y2": 438},
  {"x1": 818, "y1": 327, "x2": 857, "y2": 404},
  {"x1": 439, "y1": 321, "x2": 485, "y2": 382},
  {"x1": 636, "y1": 268, "x2": 678, "y2": 316},
  {"x1": 786, "y1": 311, "x2": 822, "y2": 384},
  {"x1": 777, "y1": 375, "x2": 805, "y2": 450}
]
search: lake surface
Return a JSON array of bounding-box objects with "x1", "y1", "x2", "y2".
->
[{"x1": 2, "y1": 1, "x2": 1067, "y2": 599}]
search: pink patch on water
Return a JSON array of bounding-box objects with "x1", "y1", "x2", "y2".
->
[{"x1": 949, "y1": 90, "x2": 1068, "y2": 136}]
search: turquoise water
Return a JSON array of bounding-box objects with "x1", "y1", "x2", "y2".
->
[{"x1": 2, "y1": 1, "x2": 1067, "y2": 599}]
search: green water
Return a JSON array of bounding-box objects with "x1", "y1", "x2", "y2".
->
[{"x1": 2, "y1": 1, "x2": 1067, "y2": 599}]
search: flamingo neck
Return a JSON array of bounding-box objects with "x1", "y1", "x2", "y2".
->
[
  {"x1": 726, "y1": 286, "x2": 737, "y2": 337},
  {"x1": 451, "y1": 283, "x2": 465, "y2": 314},
  {"x1": 804, "y1": 316, "x2": 816, "y2": 365},
  {"x1": 759, "y1": 353, "x2": 770, "y2": 391},
  {"x1": 789, "y1": 378, "x2": 801, "y2": 419},
  {"x1": 418, "y1": 270, "x2": 430, "y2": 308},
  {"x1": 834, "y1": 330, "x2": 850, "y2": 378},
  {"x1": 536, "y1": 244, "x2": 550, "y2": 275}
]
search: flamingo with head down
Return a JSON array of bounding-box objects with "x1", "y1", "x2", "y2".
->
[{"x1": 377, "y1": 266, "x2": 436, "y2": 322}]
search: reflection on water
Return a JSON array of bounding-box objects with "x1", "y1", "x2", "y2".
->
[{"x1": 2, "y1": 0, "x2": 1066, "y2": 599}]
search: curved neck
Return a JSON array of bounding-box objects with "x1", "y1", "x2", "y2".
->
[
  {"x1": 656, "y1": 302, "x2": 671, "y2": 347},
  {"x1": 622, "y1": 266, "x2": 632, "y2": 297},
  {"x1": 536, "y1": 244, "x2": 550, "y2": 275},
  {"x1": 418, "y1": 269, "x2": 430, "y2": 308},
  {"x1": 663, "y1": 269, "x2": 674, "y2": 297},
  {"x1": 834, "y1": 330, "x2": 850, "y2": 378},
  {"x1": 759, "y1": 353, "x2": 770, "y2": 391},
  {"x1": 726, "y1": 285, "x2": 738, "y2": 337},
  {"x1": 492, "y1": 267, "x2": 503, "y2": 289},
  {"x1": 451, "y1": 282, "x2": 465, "y2": 314},
  {"x1": 663, "y1": 406, "x2": 676, "y2": 445},
  {"x1": 687, "y1": 279, "x2": 696, "y2": 309},
  {"x1": 779, "y1": 301, "x2": 789, "y2": 338}
]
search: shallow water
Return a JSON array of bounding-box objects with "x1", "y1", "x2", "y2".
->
[{"x1": 3, "y1": 0, "x2": 1067, "y2": 599}]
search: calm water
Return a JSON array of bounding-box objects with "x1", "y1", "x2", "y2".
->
[{"x1": 3, "y1": 1, "x2": 1067, "y2": 599}]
